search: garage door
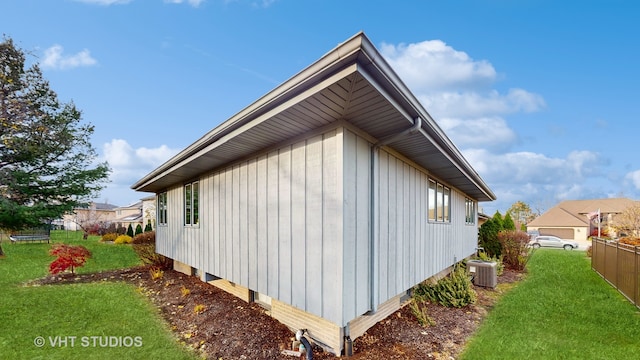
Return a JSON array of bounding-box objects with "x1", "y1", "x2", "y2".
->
[{"x1": 539, "y1": 228, "x2": 575, "y2": 240}]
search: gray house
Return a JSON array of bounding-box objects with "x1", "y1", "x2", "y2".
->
[{"x1": 132, "y1": 32, "x2": 495, "y2": 355}]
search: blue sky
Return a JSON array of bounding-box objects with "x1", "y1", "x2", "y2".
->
[{"x1": 2, "y1": 0, "x2": 639, "y2": 215}]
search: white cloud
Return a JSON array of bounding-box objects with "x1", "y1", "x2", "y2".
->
[
  {"x1": 164, "y1": 0, "x2": 205, "y2": 7},
  {"x1": 381, "y1": 38, "x2": 545, "y2": 154},
  {"x1": 463, "y1": 148, "x2": 609, "y2": 213},
  {"x1": 73, "y1": 0, "x2": 132, "y2": 5},
  {"x1": 103, "y1": 139, "x2": 178, "y2": 183},
  {"x1": 624, "y1": 170, "x2": 640, "y2": 190},
  {"x1": 41, "y1": 45, "x2": 97, "y2": 70},
  {"x1": 464, "y1": 149, "x2": 604, "y2": 185},
  {"x1": 381, "y1": 40, "x2": 497, "y2": 92},
  {"x1": 437, "y1": 117, "x2": 517, "y2": 151},
  {"x1": 419, "y1": 88, "x2": 545, "y2": 119}
]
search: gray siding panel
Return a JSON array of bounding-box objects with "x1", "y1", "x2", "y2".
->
[
  {"x1": 291, "y1": 142, "x2": 307, "y2": 309},
  {"x1": 375, "y1": 147, "x2": 476, "y2": 305},
  {"x1": 305, "y1": 134, "x2": 324, "y2": 317},
  {"x1": 341, "y1": 130, "x2": 371, "y2": 323},
  {"x1": 157, "y1": 128, "x2": 343, "y2": 325},
  {"x1": 278, "y1": 148, "x2": 292, "y2": 304}
]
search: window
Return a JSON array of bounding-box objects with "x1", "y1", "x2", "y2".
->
[
  {"x1": 157, "y1": 192, "x2": 167, "y2": 225},
  {"x1": 184, "y1": 181, "x2": 199, "y2": 226},
  {"x1": 465, "y1": 198, "x2": 475, "y2": 225},
  {"x1": 428, "y1": 179, "x2": 450, "y2": 223},
  {"x1": 428, "y1": 180, "x2": 436, "y2": 221}
]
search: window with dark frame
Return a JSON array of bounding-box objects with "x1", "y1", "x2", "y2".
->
[
  {"x1": 184, "y1": 181, "x2": 199, "y2": 226},
  {"x1": 157, "y1": 192, "x2": 167, "y2": 225},
  {"x1": 465, "y1": 198, "x2": 475, "y2": 225},
  {"x1": 428, "y1": 179, "x2": 450, "y2": 223}
]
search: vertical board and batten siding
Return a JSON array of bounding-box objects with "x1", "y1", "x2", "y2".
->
[
  {"x1": 375, "y1": 146, "x2": 477, "y2": 306},
  {"x1": 155, "y1": 125, "x2": 480, "y2": 331},
  {"x1": 156, "y1": 128, "x2": 345, "y2": 326},
  {"x1": 341, "y1": 129, "x2": 372, "y2": 325}
]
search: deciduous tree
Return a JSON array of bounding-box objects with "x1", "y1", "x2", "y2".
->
[
  {"x1": 610, "y1": 204, "x2": 640, "y2": 238},
  {"x1": 507, "y1": 201, "x2": 536, "y2": 230}
]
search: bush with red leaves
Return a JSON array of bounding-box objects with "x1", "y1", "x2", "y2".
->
[{"x1": 49, "y1": 244, "x2": 92, "y2": 275}]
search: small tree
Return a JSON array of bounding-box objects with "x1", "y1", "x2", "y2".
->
[
  {"x1": 492, "y1": 211, "x2": 504, "y2": 230},
  {"x1": 503, "y1": 212, "x2": 516, "y2": 230},
  {"x1": 479, "y1": 217, "x2": 503, "y2": 257},
  {"x1": 49, "y1": 244, "x2": 91, "y2": 275},
  {"x1": 497, "y1": 230, "x2": 533, "y2": 271},
  {"x1": 126, "y1": 224, "x2": 134, "y2": 237},
  {"x1": 144, "y1": 220, "x2": 153, "y2": 232},
  {"x1": 135, "y1": 224, "x2": 143, "y2": 236}
]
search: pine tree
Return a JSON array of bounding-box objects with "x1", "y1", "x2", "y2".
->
[
  {"x1": 126, "y1": 224, "x2": 134, "y2": 237},
  {"x1": 503, "y1": 212, "x2": 516, "y2": 230},
  {"x1": 144, "y1": 220, "x2": 152, "y2": 232},
  {"x1": 0, "y1": 37, "x2": 110, "y2": 255}
]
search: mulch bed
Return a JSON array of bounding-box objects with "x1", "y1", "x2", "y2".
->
[{"x1": 27, "y1": 266, "x2": 523, "y2": 359}]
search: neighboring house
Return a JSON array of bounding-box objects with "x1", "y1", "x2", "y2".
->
[
  {"x1": 527, "y1": 198, "x2": 638, "y2": 241},
  {"x1": 114, "y1": 201, "x2": 143, "y2": 230},
  {"x1": 58, "y1": 202, "x2": 119, "y2": 231},
  {"x1": 132, "y1": 32, "x2": 495, "y2": 355},
  {"x1": 114, "y1": 196, "x2": 157, "y2": 231},
  {"x1": 478, "y1": 211, "x2": 491, "y2": 227},
  {"x1": 141, "y1": 195, "x2": 156, "y2": 229}
]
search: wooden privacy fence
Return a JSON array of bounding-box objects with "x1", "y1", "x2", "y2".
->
[{"x1": 591, "y1": 238, "x2": 640, "y2": 308}]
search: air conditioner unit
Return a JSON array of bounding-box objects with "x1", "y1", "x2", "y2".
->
[{"x1": 467, "y1": 260, "x2": 497, "y2": 288}]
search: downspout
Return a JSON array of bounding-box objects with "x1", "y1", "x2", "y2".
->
[{"x1": 369, "y1": 117, "x2": 422, "y2": 313}]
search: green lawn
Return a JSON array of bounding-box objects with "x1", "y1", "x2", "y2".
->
[
  {"x1": 0, "y1": 231, "x2": 197, "y2": 360},
  {"x1": 461, "y1": 249, "x2": 640, "y2": 360}
]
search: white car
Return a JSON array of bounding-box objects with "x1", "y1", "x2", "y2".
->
[{"x1": 528, "y1": 235, "x2": 579, "y2": 250}]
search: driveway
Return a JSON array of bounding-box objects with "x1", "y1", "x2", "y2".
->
[{"x1": 574, "y1": 239, "x2": 592, "y2": 251}]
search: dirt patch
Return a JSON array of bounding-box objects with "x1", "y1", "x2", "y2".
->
[{"x1": 28, "y1": 267, "x2": 522, "y2": 359}]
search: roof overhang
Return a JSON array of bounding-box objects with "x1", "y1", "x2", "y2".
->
[{"x1": 132, "y1": 32, "x2": 496, "y2": 202}]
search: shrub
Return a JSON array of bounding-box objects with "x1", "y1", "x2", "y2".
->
[
  {"x1": 131, "y1": 231, "x2": 173, "y2": 269},
  {"x1": 114, "y1": 234, "x2": 133, "y2": 244},
  {"x1": 590, "y1": 227, "x2": 610, "y2": 238},
  {"x1": 619, "y1": 237, "x2": 640, "y2": 246},
  {"x1": 101, "y1": 233, "x2": 118, "y2": 242},
  {"x1": 414, "y1": 264, "x2": 477, "y2": 308},
  {"x1": 135, "y1": 224, "x2": 143, "y2": 236},
  {"x1": 586, "y1": 245, "x2": 593, "y2": 257},
  {"x1": 106, "y1": 223, "x2": 117, "y2": 234},
  {"x1": 181, "y1": 286, "x2": 190, "y2": 297},
  {"x1": 497, "y1": 230, "x2": 533, "y2": 271},
  {"x1": 193, "y1": 304, "x2": 206, "y2": 314},
  {"x1": 49, "y1": 244, "x2": 91, "y2": 275},
  {"x1": 409, "y1": 299, "x2": 435, "y2": 327},
  {"x1": 132, "y1": 231, "x2": 155, "y2": 244},
  {"x1": 149, "y1": 267, "x2": 164, "y2": 280},
  {"x1": 126, "y1": 224, "x2": 134, "y2": 237},
  {"x1": 479, "y1": 218, "x2": 502, "y2": 257}
]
